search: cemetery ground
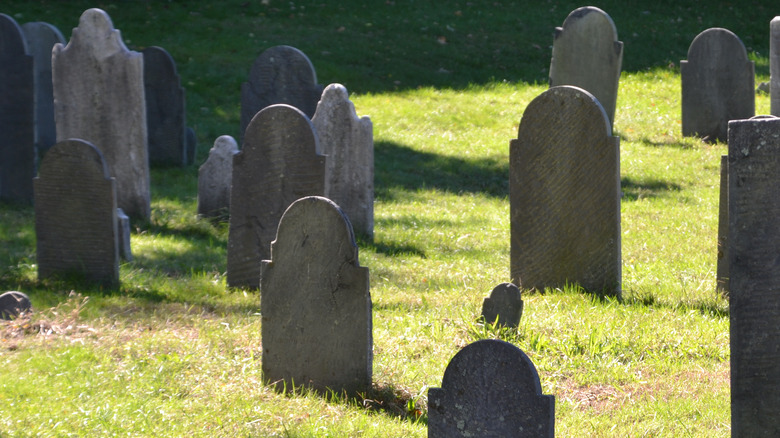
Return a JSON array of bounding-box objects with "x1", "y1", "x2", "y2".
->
[{"x1": 0, "y1": 1, "x2": 775, "y2": 436}]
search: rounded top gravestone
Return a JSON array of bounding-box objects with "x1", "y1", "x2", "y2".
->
[{"x1": 0, "y1": 291, "x2": 32, "y2": 320}]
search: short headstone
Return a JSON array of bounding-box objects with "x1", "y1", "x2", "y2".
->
[
  {"x1": 311, "y1": 83, "x2": 374, "y2": 237},
  {"x1": 261, "y1": 196, "x2": 371, "y2": 395},
  {"x1": 143, "y1": 46, "x2": 187, "y2": 167},
  {"x1": 510, "y1": 85, "x2": 621, "y2": 296},
  {"x1": 53, "y1": 8, "x2": 150, "y2": 219},
  {"x1": 227, "y1": 104, "x2": 325, "y2": 289},
  {"x1": 185, "y1": 126, "x2": 197, "y2": 165},
  {"x1": 34, "y1": 139, "x2": 119, "y2": 288},
  {"x1": 428, "y1": 339, "x2": 555, "y2": 437},
  {"x1": 481, "y1": 283, "x2": 524, "y2": 328},
  {"x1": 117, "y1": 207, "x2": 132, "y2": 261},
  {"x1": 0, "y1": 291, "x2": 32, "y2": 320},
  {"x1": 681, "y1": 28, "x2": 754, "y2": 143},
  {"x1": 549, "y1": 6, "x2": 623, "y2": 128},
  {"x1": 197, "y1": 135, "x2": 238, "y2": 219},
  {"x1": 771, "y1": 18, "x2": 780, "y2": 116},
  {"x1": 716, "y1": 154, "x2": 729, "y2": 295}
]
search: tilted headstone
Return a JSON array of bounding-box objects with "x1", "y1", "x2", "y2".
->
[
  {"x1": 428, "y1": 339, "x2": 555, "y2": 437},
  {"x1": 34, "y1": 139, "x2": 119, "y2": 288},
  {"x1": 681, "y1": 28, "x2": 754, "y2": 143},
  {"x1": 311, "y1": 84, "x2": 374, "y2": 237},
  {"x1": 549, "y1": 6, "x2": 623, "y2": 128},
  {"x1": 510, "y1": 86, "x2": 621, "y2": 296},
  {"x1": 0, "y1": 291, "x2": 32, "y2": 320},
  {"x1": 197, "y1": 135, "x2": 238, "y2": 219},
  {"x1": 143, "y1": 46, "x2": 188, "y2": 167},
  {"x1": 53, "y1": 8, "x2": 150, "y2": 219},
  {"x1": 227, "y1": 104, "x2": 325, "y2": 289},
  {"x1": 716, "y1": 154, "x2": 729, "y2": 295},
  {"x1": 481, "y1": 282, "x2": 524, "y2": 328},
  {"x1": 261, "y1": 196, "x2": 371, "y2": 395}
]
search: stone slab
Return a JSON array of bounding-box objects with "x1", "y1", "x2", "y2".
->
[
  {"x1": 197, "y1": 135, "x2": 238, "y2": 219},
  {"x1": 143, "y1": 46, "x2": 187, "y2": 167}
]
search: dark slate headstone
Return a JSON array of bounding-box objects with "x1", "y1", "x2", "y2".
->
[
  {"x1": 428, "y1": 339, "x2": 554, "y2": 438},
  {"x1": 261, "y1": 196, "x2": 371, "y2": 395},
  {"x1": 481, "y1": 283, "x2": 524, "y2": 328},
  {"x1": 510, "y1": 86, "x2": 621, "y2": 296},
  {"x1": 772, "y1": 18, "x2": 780, "y2": 116},
  {"x1": 716, "y1": 154, "x2": 729, "y2": 296},
  {"x1": 197, "y1": 135, "x2": 238, "y2": 219},
  {"x1": 549, "y1": 6, "x2": 623, "y2": 128},
  {"x1": 143, "y1": 46, "x2": 187, "y2": 167},
  {"x1": 34, "y1": 139, "x2": 119, "y2": 288},
  {"x1": 0, "y1": 291, "x2": 32, "y2": 320},
  {"x1": 227, "y1": 104, "x2": 325, "y2": 289},
  {"x1": 681, "y1": 28, "x2": 754, "y2": 143}
]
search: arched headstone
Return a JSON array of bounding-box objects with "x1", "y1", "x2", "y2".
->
[
  {"x1": 197, "y1": 135, "x2": 238, "y2": 219},
  {"x1": 481, "y1": 282, "x2": 523, "y2": 328},
  {"x1": 0, "y1": 291, "x2": 32, "y2": 320},
  {"x1": 143, "y1": 46, "x2": 187, "y2": 167}
]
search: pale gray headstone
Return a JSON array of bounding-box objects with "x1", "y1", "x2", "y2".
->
[
  {"x1": 261, "y1": 196, "x2": 371, "y2": 395},
  {"x1": 116, "y1": 207, "x2": 132, "y2": 261},
  {"x1": 52, "y1": 8, "x2": 150, "y2": 219},
  {"x1": 716, "y1": 154, "x2": 729, "y2": 296},
  {"x1": 311, "y1": 84, "x2": 374, "y2": 237},
  {"x1": 197, "y1": 135, "x2": 238, "y2": 219},
  {"x1": 227, "y1": 104, "x2": 325, "y2": 289},
  {"x1": 143, "y1": 46, "x2": 187, "y2": 167},
  {"x1": 428, "y1": 339, "x2": 555, "y2": 437},
  {"x1": 481, "y1": 283, "x2": 523, "y2": 328},
  {"x1": 549, "y1": 6, "x2": 622, "y2": 128},
  {"x1": 681, "y1": 28, "x2": 754, "y2": 143},
  {"x1": 510, "y1": 86, "x2": 621, "y2": 296},
  {"x1": 0, "y1": 291, "x2": 32, "y2": 320},
  {"x1": 771, "y1": 18, "x2": 780, "y2": 116}
]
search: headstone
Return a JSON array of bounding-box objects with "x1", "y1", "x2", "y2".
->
[
  {"x1": 771, "y1": 18, "x2": 780, "y2": 116},
  {"x1": 261, "y1": 196, "x2": 371, "y2": 395},
  {"x1": 728, "y1": 115, "x2": 780, "y2": 436},
  {"x1": 53, "y1": 8, "x2": 150, "y2": 219},
  {"x1": 510, "y1": 86, "x2": 621, "y2": 296},
  {"x1": 34, "y1": 139, "x2": 119, "y2": 288},
  {"x1": 143, "y1": 46, "x2": 187, "y2": 167},
  {"x1": 549, "y1": 6, "x2": 622, "y2": 128},
  {"x1": 311, "y1": 83, "x2": 374, "y2": 237},
  {"x1": 481, "y1": 283, "x2": 524, "y2": 328},
  {"x1": 227, "y1": 104, "x2": 325, "y2": 289},
  {"x1": 428, "y1": 339, "x2": 555, "y2": 437},
  {"x1": 197, "y1": 135, "x2": 238, "y2": 219},
  {"x1": 681, "y1": 28, "x2": 754, "y2": 143},
  {"x1": 0, "y1": 291, "x2": 32, "y2": 320},
  {"x1": 716, "y1": 154, "x2": 729, "y2": 295},
  {"x1": 117, "y1": 207, "x2": 132, "y2": 261},
  {"x1": 0, "y1": 14, "x2": 35, "y2": 203},
  {"x1": 185, "y1": 126, "x2": 197, "y2": 165}
]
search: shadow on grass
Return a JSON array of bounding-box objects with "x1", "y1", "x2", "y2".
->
[{"x1": 621, "y1": 176, "x2": 682, "y2": 201}]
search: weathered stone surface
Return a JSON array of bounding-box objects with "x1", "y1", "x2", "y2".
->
[
  {"x1": 34, "y1": 139, "x2": 119, "y2": 288},
  {"x1": 428, "y1": 339, "x2": 555, "y2": 438},
  {"x1": 681, "y1": 28, "x2": 754, "y2": 143},
  {"x1": 53, "y1": 8, "x2": 149, "y2": 219},
  {"x1": 227, "y1": 104, "x2": 325, "y2": 289},
  {"x1": 510, "y1": 86, "x2": 621, "y2": 296},
  {"x1": 772, "y1": 18, "x2": 780, "y2": 116},
  {"x1": 261, "y1": 196, "x2": 371, "y2": 395},
  {"x1": 143, "y1": 46, "x2": 187, "y2": 167},
  {"x1": 0, "y1": 291, "x2": 32, "y2": 320},
  {"x1": 481, "y1": 283, "x2": 523, "y2": 328},
  {"x1": 716, "y1": 154, "x2": 729, "y2": 295},
  {"x1": 116, "y1": 207, "x2": 132, "y2": 261},
  {"x1": 197, "y1": 135, "x2": 238, "y2": 219},
  {"x1": 311, "y1": 84, "x2": 374, "y2": 237},
  {"x1": 549, "y1": 6, "x2": 622, "y2": 128}
]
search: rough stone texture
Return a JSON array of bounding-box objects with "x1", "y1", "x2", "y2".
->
[
  {"x1": 428, "y1": 339, "x2": 555, "y2": 438},
  {"x1": 0, "y1": 291, "x2": 32, "y2": 320},
  {"x1": 53, "y1": 8, "x2": 150, "y2": 219},
  {"x1": 716, "y1": 154, "x2": 729, "y2": 296},
  {"x1": 197, "y1": 135, "x2": 238, "y2": 219},
  {"x1": 116, "y1": 208, "x2": 132, "y2": 261},
  {"x1": 0, "y1": 14, "x2": 35, "y2": 204},
  {"x1": 261, "y1": 196, "x2": 371, "y2": 395},
  {"x1": 681, "y1": 28, "x2": 754, "y2": 143},
  {"x1": 481, "y1": 283, "x2": 524, "y2": 328},
  {"x1": 143, "y1": 46, "x2": 187, "y2": 167},
  {"x1": 549, "y1": 6, "x2": 622, "y2": 128},
  {"x1": 510, "y1": 86, "x2": 621, "y2": 296},
  {"x1": 772, "y1": 18, "x2": 780, "y2": 116},
  {"x1": 311, "y1": 84, "x2": 374, "y2": 237},
  {"x1": 34, "y1": 139, "x2": 119, "y2": 288},
  {"x1": 227, "y1": 104, "x2": 325, "y2": 289}
]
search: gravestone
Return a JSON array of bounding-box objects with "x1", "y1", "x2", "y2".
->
[
  {"x1": 0, "y1": 14, "x2": 35, "y2": 204},
  {"x1": 34, "y1": 139, "x2": 119, "y2": 288},
  {"x1": 311, "y1": 83, "x2": 374, "y2": 237},
  {"x1": 481, "y1": 282, "x2": 524, "y2": 328},
  {"x1": 261, "y1": 196, "x2": 371, "y2": 395},
  {"x1": 53, "y1": 8, "x2": 150, "y2": 219},
  {"x1": 117, "y1": 208, "x2": 132, "y2": 261},
  {"x1": 549, "y1": 6, "x2": 623, "y2": 128},
  {"x1": 772, "y1": 18, "x2": 780, "y2": 116},
  {"x1": 0, "y1": 291, "x2": 32, "y2": 320},
  {"x1": 185, "y1": 126, "x2": 197, "y2": 165},
  {"x1": 143, "y1": 46, "x2": 187, "y2": 167},
  {"x1": 681, "y1": 28, "x2": 754, "y2": 143},
  {"x1": 510, "y1": 86, "x2": 621, "y2": 296},
  {"x1": 227, "y1": 104, "x2": 325, "y2": 289},
  {"x1": 428, "y1": 339, "x2": 555, "y2": 437},
  {"x1": 716, "y1": 154, "x2": 729, "y2": 295},
  {"x1": 197, "y1": 135, "x2": 238, "y2": 219}
]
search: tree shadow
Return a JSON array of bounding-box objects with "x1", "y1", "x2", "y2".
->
[{"x1": 621, "y1": 176, "x2": 682, "y2": 201}]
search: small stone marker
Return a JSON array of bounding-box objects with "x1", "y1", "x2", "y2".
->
[
  {"x1": 261, "y1": 196, "x2": 371, "y2": 395},
  {"x1": 311, "y1": 84, "x2": 374, "y2": 237},
  {"x1": 143, "y1": 46, "x2": 188, "y2": 167},
  {"x1": 716, "y1": 154, "x2": 729, "y2": 295},
  {"x1": 117, "y1": 208, "x2": 132, "y2": 261},
  {"x1": 428, "y1": 339, "x2": 555, "y2": 437},
  {"x1": 681, "y1": 28, "x2": 754, "y2": 143},
  {"x1": 185, "y1": 126, "x2": 197, "y2": 165},
  {"x1": 549, "y1": 6, "x2": 623, "y2": 128},
  {"x1": 481, "y1": 283, "x2": 524, "y2": 328},
  {"x1": 197, "y1": 135, "x2": 238, "y2": 219},
  {"x1": 227, "y1": 104, "x2": 325, "y2": 289},
  {"x1": 510, "y1": 86, "x2": 621, "y2": 296},
  {"x1": 771, "y1": 18, "x2": 780, "y2": 116},
  {"x1": 0, "y1": 291, "x2": 32, "y2": 320},
  {"x1": 34, "y1": 139, "x2": 119, "y2": 288}
]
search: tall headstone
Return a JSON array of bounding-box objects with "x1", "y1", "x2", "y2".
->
[
  {"x1": 0, "y1": 291, "x2": 32, "y2": 320},
  {"x1": 261, "y1": 196, "x2": 371, "y2": 395},
  {"x1": 549, "y1": 6, "x2": 622, "y2": 128},
  {"x1": 681, "y1": 28, "x2": 754, "y2": 143},
  {"x1": 481, "y1": 283, "x2": 524, "y2": 328},
  {"x1": 143, "y1": 46, "x2": 188, "y2": 167},
  {"x1": 428, "y1": 339, "x2": 555, "y2": 437},
  {"x1": 510, "y1": 86, "x2": 621, "y2": 296},
  {"x1": 34, "y1": 139, "x2": 119, "y2": 288},
  {"x1": 53, "y1": 8, "x2": 150, "y2": 219},
  {"x1": 197, "y1": 135, "x2": 238, "y2": 219},
  {"x1": 311, "y1": 84, "x2": 374, "y2": 237},
  {"x1": 227, "y1": 104, "x2": 325, "y2": 289}
]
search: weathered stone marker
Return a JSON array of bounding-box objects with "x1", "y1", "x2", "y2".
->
[
  {"x1": 261, "y1": 196, "x2": 371, "y2": 395},
  {"x1": 428, "y1": 339, "x2": 554, "y2": 437},
  {"x1": 197, "y1": 135, "x2": 238, "y2": 219},
  {"x1": 510, "y1": 86, "x2": 621, "y2": 296},
  {"x1": 143, "y1": 46, "x2": 188, "y2": 167},
  {"x1": 0, "y1": 291, "x2": 32, "y2": 320},
  {"x1": 481, "y1": 283, "x2": 524, "y2": 328},
  {"x1": 772, "y1": 18, "x2": 780, "y2": 116}
]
